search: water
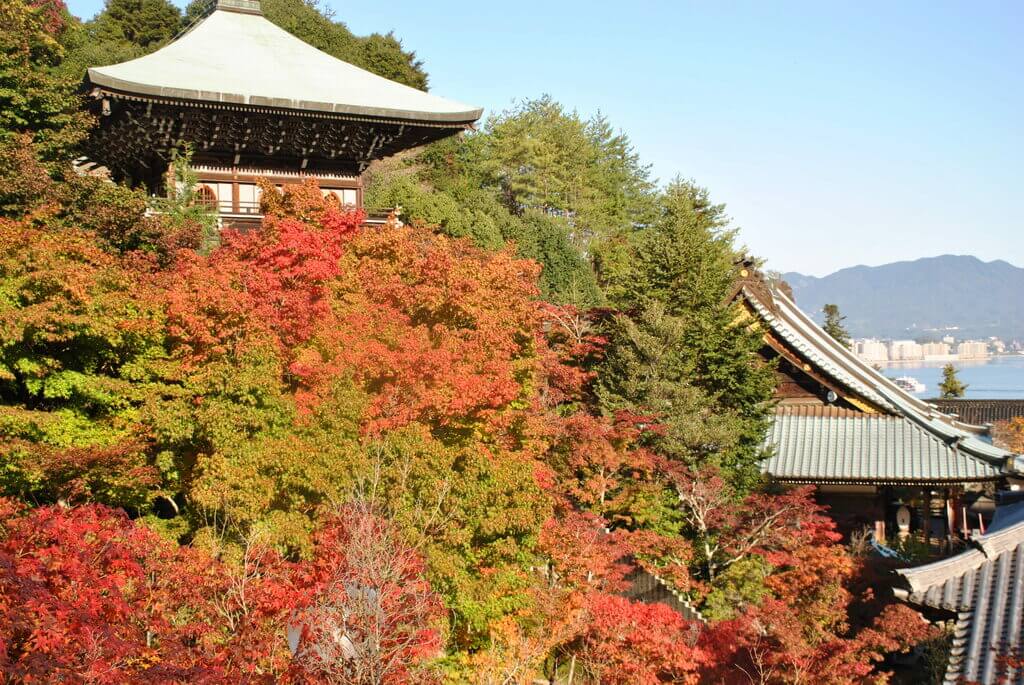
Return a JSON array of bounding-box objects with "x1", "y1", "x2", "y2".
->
[{"x1": 878, "y1": 355, "x2": 1024, "y2": 399}]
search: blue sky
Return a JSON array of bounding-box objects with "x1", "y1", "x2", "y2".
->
[{"x1": 66, "y1": 0, "x2": 1023, "y2": 276}]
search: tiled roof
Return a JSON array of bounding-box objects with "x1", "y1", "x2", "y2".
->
[
  {"x1": 623, "y1": 568, "x2": 706, "y2": 625},
  {"x1": 733, "y1": 273, "x2": 1020, "y2": 480},
  {"x1": 896, "y1": 501, "x2": 1024, "y2": 685},
  {"x1": 762, "y1": 406, "x2": 1002, "y2": 484},
  {"x1": 744, "y1": 288, "x2": 896, "y2": 413}
]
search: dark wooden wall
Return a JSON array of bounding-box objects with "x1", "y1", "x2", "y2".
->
[{"x1": 930, "y1": 399, "x2": 1024, "y2": 426}]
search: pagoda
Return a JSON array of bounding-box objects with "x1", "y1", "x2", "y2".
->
[{"x1": 81, "y1": 0, "x2": 481, "y2": 227}]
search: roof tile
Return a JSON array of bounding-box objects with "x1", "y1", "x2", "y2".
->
[
  {"x1": 762, "y1": 407, "x2": 1002, "y2": 483},
  {"x1": 898, "y1": 503, "x2": 1024, "y2": 685}
]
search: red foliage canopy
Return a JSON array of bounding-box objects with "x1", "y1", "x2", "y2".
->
[{"x1": 0, "y1": 498, "x2": 444, "y2": 684}]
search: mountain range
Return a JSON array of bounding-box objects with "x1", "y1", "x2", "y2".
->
[{"x1": 782, "y1": 255, "x2": 1024, "y2": 341}]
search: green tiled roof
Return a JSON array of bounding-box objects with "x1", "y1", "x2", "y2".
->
[
  {"x1": 762, "y1": 406, "x2": 1003, "y2": 484},
  {"x1": 732, "y1": 269, "x2": 1020, "y2": 480}
]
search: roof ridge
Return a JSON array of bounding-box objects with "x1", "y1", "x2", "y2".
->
[
  {"x1": 977, "y1": 518, "x2": 1024, "y2": 559},
  {"x1": 735, "y1": 279, "x2": 1018, "y2": 474},
  {"x1": 898, "y1": 518, "x2": 1024, "y2": 594},
  {"x1": 212, "y1": 0, "x2": 262, "y2": 15},
  {"x1": 86, "y1": 6, "x2": 483, "y2": 124}
]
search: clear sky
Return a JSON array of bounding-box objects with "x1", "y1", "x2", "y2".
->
[{"x1": 65, "y1": 0, "x2": 1023, "y2": 276}]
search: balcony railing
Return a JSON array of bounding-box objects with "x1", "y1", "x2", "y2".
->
[
  {"x1": 192, "y1": 200, "x2": 398, "y2": 228},
  {"x1": 195, "y1": 199, "x2": 262, "y2": 215}
]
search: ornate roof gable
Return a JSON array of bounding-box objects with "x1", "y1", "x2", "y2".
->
[{"x1": 729, "y1": 262, "x2": 1020, "y2": 483}]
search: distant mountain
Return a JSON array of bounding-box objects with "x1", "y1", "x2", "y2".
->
[{"x1": 782, "y1": 255, "x2": 1024, "y2": 341}]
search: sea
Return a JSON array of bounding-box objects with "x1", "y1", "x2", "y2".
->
[{"x1": 878, "y1": 355, "x2": 1024, "y2": 399}]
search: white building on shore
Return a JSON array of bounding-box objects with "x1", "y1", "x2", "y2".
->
[
  {"x1": 921, "y1": 342, "x2": 955, "y2": 361},
  {"x1": 850, "y1": 338, "x2": 995, "y2": 364},
  {"x1": 957, "y1": 341, "x2": 990, "y2": 360},
  {"x1": 889, "y1": 340, "x2": 923, "y2": 361},
  {"x1": 853, "y1": 339, "x2": 889, "y2": 363}
]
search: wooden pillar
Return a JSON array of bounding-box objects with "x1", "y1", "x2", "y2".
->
[
  {"x1": 923, "y1": 489, "x2": 932, "y2": 554},
  {"x1": 953, "y1": 488, "x2": 967, "y2": 538},
  {"x1": 165, "y1": 160, "x2": 176, "y2": 198},
  {"x1": 945, "y1": 488, "x2": 956, "y2": 550},
  {"x1": 874, "y1": 487, "x2": 887, "y2": 544}
]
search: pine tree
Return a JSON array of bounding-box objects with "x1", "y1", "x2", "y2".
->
[
  {"x1": 479, "y1": 97, "x2": 655, "y2": 252},
  {"x1": 938, "y1": 363, "x2": 968, "y2": 398},
  {"x1": 91, "y1": 0, "x2": 183, "y2": 50},
  {"x1": 596, "y1": 180, "x2": 776, "y2": 489},
  {"x1": 822, "y1": 303, "x2": 851, "y2": 347}
]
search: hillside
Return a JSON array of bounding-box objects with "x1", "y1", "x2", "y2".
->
[{"x1": 782, "y1": 255, "x2": 1024, "y2": 341}]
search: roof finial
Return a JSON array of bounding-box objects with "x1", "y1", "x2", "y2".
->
[{"x1": 214, "y1": 0, "x2": 262, "y2": 15}]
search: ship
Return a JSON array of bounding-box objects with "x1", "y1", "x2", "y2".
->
[{"x1": 892, "y1": 376, "x2": 926, "y2": 394}]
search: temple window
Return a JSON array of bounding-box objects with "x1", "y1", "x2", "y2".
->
[
  {"x1": 195, "y1": 184, "x2": 216, "y2": 208},
  {"x1": 213, "y1": 182, "x2": 233, "y2": 212},
  {"x1": 238, "y1": 183, "x2": 262, "y2": 214},
  {"x1": 324, "y1": 188, "x2": 358, "y2": 208}
]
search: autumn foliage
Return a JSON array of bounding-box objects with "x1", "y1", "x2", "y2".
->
[
  {"x1": 994, "y1": 416, "x2": 1024, "y2": 453},
  {"x1": 0, "y1": 175, "x2": 933, "y2": 682}
]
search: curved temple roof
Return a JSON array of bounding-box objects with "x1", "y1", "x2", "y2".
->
[
  {"x1": 763, "y1": 406, "x2": 1002, "y2": 484},
  {"x1": 731, "y1": 267, "x2": 1021, "y2": 482},
  {"x1": 86, "y1": 0, "x2": 482, "y2": 125},
  {"x1": 896, "y1": 500, "x2": 1024, "y2": 685}
]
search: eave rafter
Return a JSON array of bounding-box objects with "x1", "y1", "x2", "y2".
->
[
  {"x1": 760, "y1": 329, "x2": 886, "y2": 414},
  {"x1": 83, "y1": 90, "x2": 470, "y2": 183}
]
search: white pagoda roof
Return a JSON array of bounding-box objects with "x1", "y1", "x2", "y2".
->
[{"x1": 86, "y1": 0, "x2": 482, "y2": 125}]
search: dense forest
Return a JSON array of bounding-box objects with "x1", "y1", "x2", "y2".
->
[{"x1": 0, "y1": 0, "x2": 935, "y2": 682}]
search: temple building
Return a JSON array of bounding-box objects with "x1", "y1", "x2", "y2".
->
[
  {"x1": 895, "y1": 495, "x2": 1024, "y2": 685},
  {"x1": 729, "y1": 262, "x2": 1023, "y2": 549},
  {"x1": 80, "y1": 0, "x2": 481, "y2": 229}
]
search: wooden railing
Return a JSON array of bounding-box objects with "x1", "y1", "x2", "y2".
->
[{"x1": 189, "y1": 201, "x2": 398, "y2": 228}]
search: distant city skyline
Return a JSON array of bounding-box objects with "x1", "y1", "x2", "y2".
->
[
  {"x1": 64, "y1": 0, "x2": 1024, "y2": 276},
  {"x1": 851, "y1": 335, "x2": 1012, "y2": 365}
]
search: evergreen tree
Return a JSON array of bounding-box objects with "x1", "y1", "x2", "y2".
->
[
  {"x1": 184, "y1": 0, "x2": 429, "y2": 90},
  {"x1": 822, "y1": 303, "x2": 851, "y2": 347},
  {"x1": 479, "y1": 96, "x2": 655, "y2": 252},
  {"x1": 364, "y1": 117, "x2": 607, "y2": 308},
  {"x1": 938, "y1": 363, "x2": 968, "y2": 398},
  {"x1": 90, "y1": 0, "x2": 183, "y2": 50},
  {"x1": 58, "y1": 0, "x2": 183, "y2": 82},
  {"x1": 595, "y1": 180, "x2": 776, "y2": 488},
  {"x1": 148, "y1": 145, "x2": 220, "y2": 253},
  {"x1": 596, "y1": 303, "x2": 770, "y2": 486}
]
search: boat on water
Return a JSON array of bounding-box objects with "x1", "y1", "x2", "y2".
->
[{"x1": 892, "y1": 376, "x2": 926, "y2": 394}]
